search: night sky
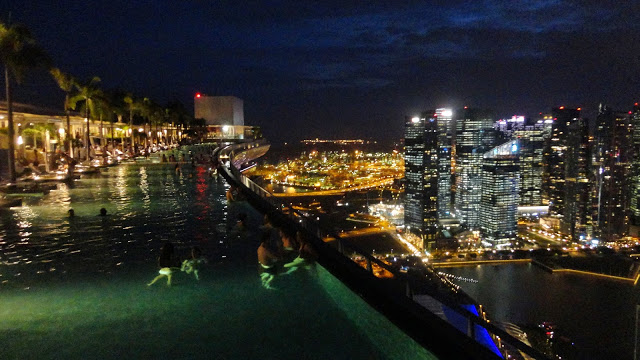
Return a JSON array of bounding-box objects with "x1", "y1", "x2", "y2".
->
[{"x1": 3, "y1": 1, "x2": 640, "y2": 143}]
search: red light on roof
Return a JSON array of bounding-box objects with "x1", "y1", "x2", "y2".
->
[
  {"x1": 630, "y1": 111, "x2": 633, "y2": 114},
  {"x1": 464, "y1": 106, "x2": 468, "y2": 109},
  {"x1": 559, "y1": 106, "x2": 565, "y2": 109},
  {"x1": 635, "y1": 102, "x2": 638, "y2": 106},
  {"x1": 577, "y1": 107, "x2": 581, "y2": 111},
  {"x1": 196, "y1": 93, "x2": 201, "y2": 98}
]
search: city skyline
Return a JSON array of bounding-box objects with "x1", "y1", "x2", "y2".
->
[{"x1": 3, "y1": 1, "x2": 640, "y2": 143}]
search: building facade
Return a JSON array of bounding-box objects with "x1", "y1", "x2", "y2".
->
[
  {"x1": 479, "y1": 140, "x2": 520, "y2": 247},
  {"x1": 513, "y1": 119, "x2": 545, "y2": 206},
  {"x1": 542, "y1": 107, "x2": 592, "y2": 240},
  {"x1": 194, "y1": 95, "x2": 244, "y2": 126},
  {"x1": 455, "y1": 108, "x2": 495, "y2": 229},
  {"x1": 436, "y1": 108, "x2": 454, "y2": 218},
  {"x1": 592, "y1": 105, "x2": 631, "y2": 241},
  {"x1": 404, "y1": 113, "x2": 439, "y2": 245},
  {"x1": 630, "y1": 103, "x2": 640, "y2": 227}
]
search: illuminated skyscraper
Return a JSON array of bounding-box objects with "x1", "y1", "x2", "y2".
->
[
  {"x1": 404, "y1": 113, "x2": 439, "y2": 245},
  {"x1": 543, "y1": 107, "x2": 590, "y2": 240},
  {"x1": 513, "y1": 119, "x2": 545, "y2": 206},
  {"x1": 436, "y1": 108, "x2": 454, "y2": 217},
  {"x1": 455, "y1": 108, "x2": 495, "y2": 229},
  {"x1": 630, "y1": 103, "x2": 640, "y2": 227},
  {"x1": 479, "y1": 140, "x2": 520, "y2": 247},
  {"x1": 593, "y1": 105, "x2": 631, "y2": 241},
  {"x1": 495, "y1": 116, "x2": 545, "y2": 206}
]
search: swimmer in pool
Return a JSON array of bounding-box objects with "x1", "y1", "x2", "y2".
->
[
  {"x1": 257, "y1": 231, "x2": 281, "y2": 289},
  {"x1": 283, "y1": 231, "x2": 317, "y2": 274},
  {"x1": 148, "y1": 242, "x2": 180, "y2": 287},
  {"x1": 181, "y1": 247, "x2": 207, "y2": 280}
]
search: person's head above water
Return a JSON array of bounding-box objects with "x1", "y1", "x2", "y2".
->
[
  {"x1": 68, "y1": 209, "x2": 74, "y2": 217},
  {"x1": 99, "y1": 208, "x2": 107, "y2": 216}
]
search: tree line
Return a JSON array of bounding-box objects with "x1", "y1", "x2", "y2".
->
[{"x1": 0, "y1": 20, "x2": 203, "y2": 182}]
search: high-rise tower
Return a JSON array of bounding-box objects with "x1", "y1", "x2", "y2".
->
[
  {"x1": 513, "y1": 119, "x2": 545, "y2": 206},
  {"x1": 455, "y1": 108, "x2": 495, "y2": 229},
  {"x1": 479, "y1": 140, "x2": 520, "y2": 247},
  {"x1": 543, "y1": 107, "x2": 590, "y2": 240},
  {"x1": 630, "y1": 103, "x2": 640, "y2": 227},
  {"x1": 436, "y1": 108, "x2": 454, "y2": 218},
  {"x1": 404, "y1": 113, "x2": 439, "y2": 245},
  {"x1": 593, "y1": 105, "x2": 631, "y2": 241}
]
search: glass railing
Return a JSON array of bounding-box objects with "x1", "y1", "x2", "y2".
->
[{"x1": 217, "y1": 141, "x2": 550, "y2": 360}]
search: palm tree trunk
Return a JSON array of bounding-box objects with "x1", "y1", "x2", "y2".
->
[
  {"x1": 110, "y1": 120, "x2": 114, "y2": 150},
  {"x1": 145, "y1": 119, "x2": 149, "y2": 150},
  {"x1": 65, "y1": 93, "x2": 73, "y2": 158},
  {"x1": 85, "y1": 102, "x2": 90, "y2": 162},
  {"x1": 129, "y1": 109, "x2": 134, "y2": 153},
  {"x1": 5, "y1": 66, "x2": 16, "y2": 183},
  {"x1": 99, "y1": 113, "x2": 103, "y2": 152}
]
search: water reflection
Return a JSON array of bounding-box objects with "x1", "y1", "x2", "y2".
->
[
  {"x1": 441, "y1": 263, "x2": 640, "y2": 359},
  {"x1": 0, "y1": 163, "x2": 229, "y2": 287}
]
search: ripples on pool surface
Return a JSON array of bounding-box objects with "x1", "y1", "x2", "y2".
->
[{"x1": 0, "y1": 162, "x2": 433, "y2": 360}]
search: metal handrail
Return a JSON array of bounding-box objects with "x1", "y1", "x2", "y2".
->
[{"x1": 218, "y1": 141, "x2": 550, "y2": 360}]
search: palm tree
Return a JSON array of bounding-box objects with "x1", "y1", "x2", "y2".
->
[
  {"x1": 69, "y1": 76, "x2": 102, "y2": 161},
  {"x1": 107, "y1": 90, "x2": 127, "y2": 151},
  {"x1": 93, "y1": 92, "x2": 111, "y2": 152},
  {"x1": 141, "y1": 97, "x2": 163, "y2": 149},
  {"x1": 166, "y1": 100, "x2": 192, "y2": 144},
  {"x1": 0, "y1": 22, "x2": 50, "y2": 182},
  {"x1": 50, "y1": 68, "x2": 76, "y2": 158},
  {"x1": 124, "y1": 94, "x2": 143, "y2": 153}
]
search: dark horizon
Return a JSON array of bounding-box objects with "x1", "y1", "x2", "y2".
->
[{"x1": 2, "y1": 1, "x2": 639, "y2": 143}]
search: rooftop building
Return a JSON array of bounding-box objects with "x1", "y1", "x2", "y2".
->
[{"x1": 194, "y1": 94, "x2": 244, "y2": 126}]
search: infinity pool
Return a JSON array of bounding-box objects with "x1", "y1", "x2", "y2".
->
[{"x1": 0, "y1": 157, "x2": 435, "y2": 359}]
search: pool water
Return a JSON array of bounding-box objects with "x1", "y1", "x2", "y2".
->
[{"x1": 0, "y1": 160, "x2": 435, "y2": 360}]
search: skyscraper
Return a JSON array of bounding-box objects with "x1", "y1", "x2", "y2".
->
[
  {"x1": 495, "y1": 116, "x2": 545, "y2": 206},
  {"x1": 513, "y1": 119, "x2": 545, "y2": 206},
  {"x1": 630, "y1": 103, "x2": 640, "y2": 228},
  {"x1": 592, "y1": 105, "x2": 631, "y2": 241},
  {"x1": 436, "y1": 108, "x2": 454, "y2": 218},
  {"x1": 479, "y1": 140, "x2": 520, "y2": 247},
  {"x1": 564, "y1": 115, "x2": 591, "y2": 240},
  {"x1": 404, "y1": 113, "x2": 439, "y2": 245},
  {"x1": 543, "y1": 107, "x2": 590, "y2": 240},
  {"x1": 455, "y1": 108, "x2": 495, "y2": 229}
]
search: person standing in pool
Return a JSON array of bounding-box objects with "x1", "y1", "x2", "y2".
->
[
  {"x1": 283, "y1": 231, "x2": 318, "y2": 273},
  {"x1": 148, "y1": 242, "x2": 180, "y2": 287},
  {"x1": 258, "y1": 231, "x2": 281, "y2": 290},
  {"x1": 181, "y1": 247, "x2": 207, "y2": 280}
]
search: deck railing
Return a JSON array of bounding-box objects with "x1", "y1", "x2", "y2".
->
[{"x1": 216, "y1": 141, "x2": 550, "y2": 360}]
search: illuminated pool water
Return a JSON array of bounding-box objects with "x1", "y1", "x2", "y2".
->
[{"x1": 0, "y1": 160, "x2": 435, "y2": 359}]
